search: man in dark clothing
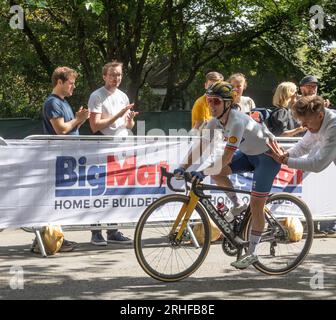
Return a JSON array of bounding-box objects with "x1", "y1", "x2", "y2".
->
[
  {"x1": 39, "y1": 66, "x2": 90, "y2": 252},
  {"x1": 42, "y1": 66, "x2": 89, "y2": 135},
  {"x1": 299, "y1": 75, "x2": 334, "y2": 109}
]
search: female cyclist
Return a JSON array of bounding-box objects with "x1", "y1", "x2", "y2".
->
[{"x1": 175, "y1": 81, "x2": 281, "y2": 269}]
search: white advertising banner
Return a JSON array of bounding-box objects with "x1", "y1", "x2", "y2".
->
[{"x1": 0, "y1": 137, "x2": 335, "y2": 229}]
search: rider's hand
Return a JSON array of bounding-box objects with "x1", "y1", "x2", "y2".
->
[
  {"x1": 190, "y1": 171, "x2": 206, "y2": 183},
  {"x1": 173, "y1": 167, "x2": 186, "y2": 180}
]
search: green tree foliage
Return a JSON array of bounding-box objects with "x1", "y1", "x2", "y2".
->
[{"x1": 0, "y1": 0, "x2": 335, "y2": 119}]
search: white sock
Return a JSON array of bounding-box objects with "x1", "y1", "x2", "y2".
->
[{"x1": 248, "y1": 230, "x2": 262, "y2": 256}]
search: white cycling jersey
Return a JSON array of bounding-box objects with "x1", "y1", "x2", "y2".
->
[
  {"x1": 203, "y1": 108, "x2": 274, "y2": 155},
  {"x1": 287, "y1": 108, "x2": 336, "y2": 172}
]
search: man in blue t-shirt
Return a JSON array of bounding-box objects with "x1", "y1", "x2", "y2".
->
[
  {"x1": 36, "y1": 67, "x2": 89, "y2": 253},
  {"x1": 42, "y1": 66, "x2": 89, "y2": 135}
]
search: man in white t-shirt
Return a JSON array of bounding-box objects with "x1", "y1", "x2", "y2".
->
[
  {"x1": 228, "y1": 73, "x2": 256, "y2": 113},
  {"x1": 88, "y1": 61, "x2": 138, "y2": 136},
  {"x1": 88, "y1": 61, "x2": 138, "y2": 246}
]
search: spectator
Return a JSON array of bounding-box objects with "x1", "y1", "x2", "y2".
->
[
  {"x1": 40, "y1": 66, "x2": 90, "y2": 252},
  {"x1": 270, "y1": 95, "x2": 336, "y2": 235},
  {"x1": 299, "y1": 75, "x2": 319, "y2": 97},
  {"x1": 228, "y1": 73, "x2": 255, "y2": 113},
  {"x1": 191, "y1": 71, "x2": 224, "y2": 130},
  {"x1": 318, "y1": 221, "x2": 336, "y2": 235},
  {"x1": 267, "y1": 82, "x2": 306, "y2": 137},
  {"x1": 42, "y1": 67, "x2": 89, "y2": 135},
  {"x1": 88, "y1": 61, "x2": 137, "y2": 246},
  {"x1": 299, "y1": 75, "x2": 333, "y2": 108}
]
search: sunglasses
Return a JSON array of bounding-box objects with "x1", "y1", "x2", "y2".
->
[{"x1": 206, "y1": 96, "x2": 223, "y2": 106}]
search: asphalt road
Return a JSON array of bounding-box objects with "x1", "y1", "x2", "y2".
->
[{"x1": 0, "y1": 228, "x2": 335, "y2": 300}]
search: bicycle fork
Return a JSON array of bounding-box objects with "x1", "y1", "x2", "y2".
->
[{"x1": 169, "y1": 191, "x2": 201, "y2": 248}]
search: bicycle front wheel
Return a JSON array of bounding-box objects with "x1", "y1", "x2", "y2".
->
[
  {"x1": 243, "y1": 193, "x2": 314, "y2": 275},
  {"x1": 134, "y1": 194, "x2": 211, "y2": 282}
]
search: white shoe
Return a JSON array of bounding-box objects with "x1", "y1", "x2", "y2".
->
[{"x1": 230, "y1": 203, "x2": 248, "y2": 217}]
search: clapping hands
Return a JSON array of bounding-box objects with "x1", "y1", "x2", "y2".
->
[
  {"x1": 126, "y1": 110, "x2": 139, "y2": 121},
  {"x1": 124, "y1": 104, "x2": 139, "y2": 128},
  {"x1": 76, "y1": 106, "x2": 90, "y2": 124}
]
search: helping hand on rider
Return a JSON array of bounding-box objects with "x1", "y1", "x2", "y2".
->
[{"x1": 267, "y1": 139, "x2": 289, "y2": 165}]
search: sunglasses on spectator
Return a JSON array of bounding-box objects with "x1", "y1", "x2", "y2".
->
[{"x1": 206, "y1": 96, "x2": 223, "y2": 105}]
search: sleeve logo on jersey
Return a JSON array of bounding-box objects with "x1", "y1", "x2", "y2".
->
[{"x1": 228, "y1": 136, "x2": 238, "y2": 144}]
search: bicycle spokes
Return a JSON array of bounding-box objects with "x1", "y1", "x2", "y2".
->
[
  {"x1": 243, "y1": 193, "x2": 314, "y2": 275},
  {"x1": 134, "y1": 194, "x2": 211, "y2": 282}
]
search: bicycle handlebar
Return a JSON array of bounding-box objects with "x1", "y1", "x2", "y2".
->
[
  {"x1": 159, "y1": 167, "x2": 209, "y2": 197},
  {"x1": 159, "y1": 166, "x2": 251, "y2": 197},
  {"x1": 159, "y1": 167, "x2": 190, "y2": 192}
]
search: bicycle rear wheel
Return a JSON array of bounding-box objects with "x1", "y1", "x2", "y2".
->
[
  {"x1": 134, "y1": 194, "x2": 211, "y2": 282},
  {"x1": 243, "y1": 193, "x2": 314, "y2": 275}
]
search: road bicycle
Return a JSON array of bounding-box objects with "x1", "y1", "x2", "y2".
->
[{"x1": 134, "y1": 167, "x2": 314, "y2": 282}]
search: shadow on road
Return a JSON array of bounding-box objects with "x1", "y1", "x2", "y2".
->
[{"x1": 0, "y1": 241, "x2": 335, "y2": 300}]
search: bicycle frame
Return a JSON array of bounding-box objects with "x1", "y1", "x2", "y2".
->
[
  {"x1": 161, "y1": 167, "x2": 251, "y2": 249},
  {"x1": 135, "y1": 168, "x2": 314, "y2": 281}
]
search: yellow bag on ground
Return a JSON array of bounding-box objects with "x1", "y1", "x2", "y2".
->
[
  {"x1": 283, "y1": 217, "x2": 303, "y2": 242},
  {"x1": 193, "y1": 220, "x2": 222, "y2": 244},
  {"x1": 41, "y1": 225, "x2": 64, "y2": 255}
]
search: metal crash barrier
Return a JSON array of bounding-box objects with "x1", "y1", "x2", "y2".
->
[
  {"x1": 1, "y1": 137, "x2": 46, "y2": 256},
  {"x1": 0, "y1": 134, "x2": 335, "y2": 257},
  {"x1": 21, "y1": 134, "x2": 193, "y2": 256}
]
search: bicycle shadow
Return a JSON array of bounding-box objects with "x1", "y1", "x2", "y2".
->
[{"x1": 0, "y1": 249, "x2": 334, "y2": 300}]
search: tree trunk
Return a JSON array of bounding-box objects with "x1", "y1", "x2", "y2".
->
[
  {"x1": 75, "y1": 11, "x2": 95, "y2": 91},
  {"x1": 161, "y1": 0, "x2": 179, "y2": 110},
  {"x1": 127, "y1": 67, "x2": 142, "y2": 105},
  {"x1": 104, "y1": 0, "x2": 119, "y2": 61},
  {"x1": 10, "y1": 0, "x2": 53, "y2": 76}
]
